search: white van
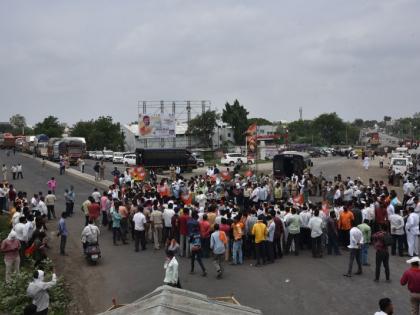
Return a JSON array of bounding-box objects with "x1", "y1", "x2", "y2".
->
[
  {"x1": 123, "y1": 154, "x2": 136, "y2": 166},
  {"x1": 391, "y1": 157, "x2": 409, "y2": 174}
]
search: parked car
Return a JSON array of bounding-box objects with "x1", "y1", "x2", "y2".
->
[
  {"x1": 123, "y1": 153, "x2": 137, "y2": 166},
  {"x1": 221, "y1": 153, "x2": 253, "y2": 166},
  {"x1": 103, "y1": 150, "x2": 114, "y2": 161},
  {"x1": 112, "y1": 152, "x2": 124, "y2": 164},
  {"x1": 87, "y1": 151, "x2": 96, "y2": 159}
]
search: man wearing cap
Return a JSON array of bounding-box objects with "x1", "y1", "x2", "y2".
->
[{"x1": 401, "y1": 256, "x2": 420, "y2": 314}]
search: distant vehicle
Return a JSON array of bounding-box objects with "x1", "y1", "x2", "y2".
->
[
  {"x1": 112, "y1": 152, "x2": 124, "y2": 164},
  {"x1": 0, "y1": 133, "x2": 15, "y2": 149},
  {"x1": 52, "y1": 138, "x2": 85, "y2": 165},
  {"x1": 196, "y1": 158, "x2": 205, "y2": 168},
  {"x1": 123, "y1": 154, "x2": 137, "y2": 166},
  {"x1": 87, "y1": 151, "x2": 96, "y2": 159},
  {"x1": 35, "y1": 134, "x2": 49, "y2": 158},
  {"x1": 348, "y1": 150, "x2": 359, "y2": 159},
  {"x1": 221, "y1": 153, "x2": 254, "y2": 166},
  {"x1": 273, "y1": 151, "x2": 312, "y2": 179},
  {"x1": 390, "y1": 157, "x2": 409, "y2": 174},
  {"x1": 102, "y1": 150, "x2": 114, "y2": 161},
  {"x1": 135, "y1": 148, "x2": 197, "y2": 171},
  {"x1": 94, "y1": 151, "x2": 104, "y2": 160}
]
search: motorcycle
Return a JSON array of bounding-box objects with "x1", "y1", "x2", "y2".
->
[{"x1": 84, "y1": 242, "x2": 101, "y2": 265}]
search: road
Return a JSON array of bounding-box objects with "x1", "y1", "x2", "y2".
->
[{"x1": 0, "y1": 151, "x2": 410, "y2": 315}]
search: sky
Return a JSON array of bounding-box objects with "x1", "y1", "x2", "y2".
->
[{"x1": 1, "y1": 0, "x2": 420, "y2": 126}]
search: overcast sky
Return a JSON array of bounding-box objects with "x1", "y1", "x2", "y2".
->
[{"x1": 1, "y1": 0, "x2": 419, "y2": 126}]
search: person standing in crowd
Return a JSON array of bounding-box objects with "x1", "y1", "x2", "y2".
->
[
  {"x1": 93, "y1": 162, "x2": 100, "y2": 181},
  {"x1": 285, "y1": 208, "x2": 301, "y2": 256},
  {"x1": 59, "y1": 158, "x2": 65, "y2": 175},
  {"x1": 81, "y1": 197, "x2": 92, "y2": 226},
  {"x1": 344, "y1": 221, "x2": 363, "y2": 278},
  {"x1": 308, "y1": 209, "x2": 324, "y2": 258},
  {"x1": 252, "y1": 215, "x2": 268, "y2": 266},
  {"x1": 111, "y1": 205, "x2": 122, "y2": 245},
  {"x1": 210, "y1": 224, "x2": 227, "y2": 279},
  {"x1": 47, "y1": 177, "x2": 57, "y2": 194},
  {"x1": 27, "y1": 269, "x2": 57, "y2": 315},
  {"x1": 99, "y1": 161, "x2": 106, "y2": 181},
  {"x1": 2, "y1": 164, "x2": 8, "y2": 182},
  {"x1": 150, "y1": 204, "x2": 164, "y2": 250},
  {"x1": 374, "y1": 298, "x2": 394, "y2": 315},
  {"x1": 406, "y1": 207, "x2": 419, "y2": 257},
  {"x1": 401, "y1": 257, "x2": 420, "y2": 314},
  {"x1": 389, "y1": 207, "x2": 405, "y2": 257},
  {"x1": 45, "y1": 190, "x2": 56, "y2": 220},
  {"x1": 338, "y1": 205, "x2": 354, "y2": 248},
  {"x1": 179, "y1": 208, "x2": 191, "y2": 258},
  {"x1": 163, "y1": 250, "x2": 180, "y2": 288},
  {"x1": 231, "y1": 215, "x2": 244, "y2": 265},
  {"x1": 0, "y1": 230, "x2": 21, "y2": 282},
  {"x1": 133, "y1": 207, "x2": 147, "y2": 252},
  {"x1": 16, "y1": 163, "x2": 23, "y2": 179},
  {"x1": 0, "y1": 183, "x2": 6, "y2": 213},
  {"x1": 163, "y1": 203, "x2": 175, "y2": 243},
  {"x1": 78, "y1": 157, "x2": 85, "y2": 173},
  {"x1": 358, "y1": 219, "x2": 372, "y2": 266},
  {"x1": 189, "y1": 212, "x2": 207, "y2": 277},
  {"x1": 57, "y1": 212, "x2": 68, "y2": 256},
  {"x1": 327, "y1": 211, "x2": 341, "y2": 256},
  {"x1": 88, "y1": 198, "x2": 101, "y2": 226},
  {"x1": 372, "y1": 224, "x2": 391, "y2": 282}
]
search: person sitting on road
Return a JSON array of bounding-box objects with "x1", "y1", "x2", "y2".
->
[{"x1": 81, "y1": 219, "x2": 100, "y2": 252}]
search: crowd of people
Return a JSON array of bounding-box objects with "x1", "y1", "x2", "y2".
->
[{"x1": 2, "y1": 154, "x2": 420, "y2": 314}]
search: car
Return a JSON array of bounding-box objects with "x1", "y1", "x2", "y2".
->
[
  {"x1": 123, "y1": 154, "x2": 136, "y2": 166},
  {"x1": 103, "y1": 150, "x2": 114, "y2": 161},
  {"x1": 112, "y1": 152, "x2": 124, "y2": 164},
  {"x1": 87, "y1": 151, "x2": 96, "y2": 159},
  {"x1": 196, "y1": 158, "x2": 205, "y2": 168},
  {"x1": 221, "y1": 153, "x2": 253, "y2": 166}
]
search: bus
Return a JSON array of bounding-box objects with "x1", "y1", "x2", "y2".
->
[{"x1": 273, "y1": 151, "x2": 312, "y2": 179}]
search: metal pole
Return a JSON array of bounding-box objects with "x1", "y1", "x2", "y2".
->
[
  {"x1": 161, "y1": 100, "x2": 165, "y2": 148},
  {"x1": 187, "y1": 101, "x2": 191, "y2": 148},
  {"x1": 143, "y1": 101, "x2": 147, "y2": 149},
  {"x1": 172, "y1": 101, "x2": 176, "y2": 148}
]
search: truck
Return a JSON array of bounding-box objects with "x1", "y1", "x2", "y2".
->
[
  {"x1": 34, "y1": 134, "x2": 49, "y2": 158},
  {"x1": 52, "y1": 138, "x2": 86, "y2": 165},
  {"x1": 273, "y1": 151, "x2": 312, "y2": 179},
  {"x1": 135, "y1": 148, "x2": 197, "y2": 171},
  {"x1": 0, "y1": 133, "x2": 16, "y2": 149}
]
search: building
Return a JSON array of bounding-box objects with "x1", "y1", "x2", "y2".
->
[{"x1": 122, "y1": 122, "x2": 235, "y2": 152}]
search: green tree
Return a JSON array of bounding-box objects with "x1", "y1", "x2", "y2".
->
[
  {"x1": 9, "y1": 114, "x2": 26, "y2": 130},
  {"x1": 71, "y1": 116, "x2": 124, "y2": 151},
  {"x1": 247, "y1": 117, "x2": 272, "y2": 126},
  {"x1": 312, "y1": 113, "x2": 346, "y2": 145},
  {"x1": 222, "y1": 99, "x2": 249, "y2": 145},
  {"x1": 33, "y1": 116, "x2": 64, "y2": 137},
  {"x1": 188, "y1": 110, "x2": 219, "y2": 147}
]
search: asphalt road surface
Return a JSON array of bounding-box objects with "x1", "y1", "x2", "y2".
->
[{"x1": 0, "y1": 151, "x2": 411, "y2": 315}]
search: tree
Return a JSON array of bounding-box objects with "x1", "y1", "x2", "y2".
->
[
  {"x1": 33, "y1": 116, "x2": 64, "y2": 137},
  {"x1": 222, "y1": 99, "x2": 249, "y2": 145},
  {"x1": 383, "y1": 116, "x2": 392, "y2": 122},
  {"x1": 247, "y1": 117, "x2": 272, "y2": 126},
  {"x1": 312, "y1": 113, "x2": 346, "y2": 145},
  {"x1": 71, "y1": 116, "x2": 125, "y2": 151},
  {"x1": 187, "y1": 110, "x2": 219, "y2": 148},
  {"x1": 9, "y1": 114, "x2": 26, "y2": 130}
]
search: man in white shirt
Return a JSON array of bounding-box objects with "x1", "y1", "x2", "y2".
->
[
  {"x1": 308, "y1": 209, "x2": 324, "y2": 258},
  {"x1": 299, "y1": 207, "x2": 312, "y2": 250},
  {"x1": 14, "y1": 216, "x2": 29, "y2": 244},
  {"x1": 91, "y1": 188, "x2": 101, "y2": 203},
  {"x1": 406, "y1": 208, "x2": 419, "y2": 257},
  {"x1": 162, "y1": 203, "x2": 175, "y2": 243},
  {"x1": 344, "y1": 222, "x2": 364, "y2": 277},
  {"x1": 81, "y1": 220, "x2": 100, "y2": 252},
  {"x1": 45, "y1": 191, "x2": 57, "y2": 220},
  {"x1": 27, "y1": 269, "x2": 57, "y2": 314},
  {"x1": 163, "y1": 250, "x2": 179, "y2": 288},
  {"x1": 16, "y1": 164, "x2": 23, "y2": 179},
  {"x1": 374, "y1": 297, "x2": 393, "y2": 315},
  {"x1": 38, "y1": 197, "x2": 48, "y2": 217},
  {"x1": 389, "y1": 209, "x2": 405, "y2": 257},
  {"x1": 133, "y1": 207, "x2": 147, "y2": 252}
]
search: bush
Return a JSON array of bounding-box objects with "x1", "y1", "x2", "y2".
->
[{"x1": 0, "y1": 259, "x2": 70, "y2": 315}]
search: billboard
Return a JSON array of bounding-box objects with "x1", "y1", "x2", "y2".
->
[{"x1": 138, "y1": 113, "x2": 176, "y2": 139}]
